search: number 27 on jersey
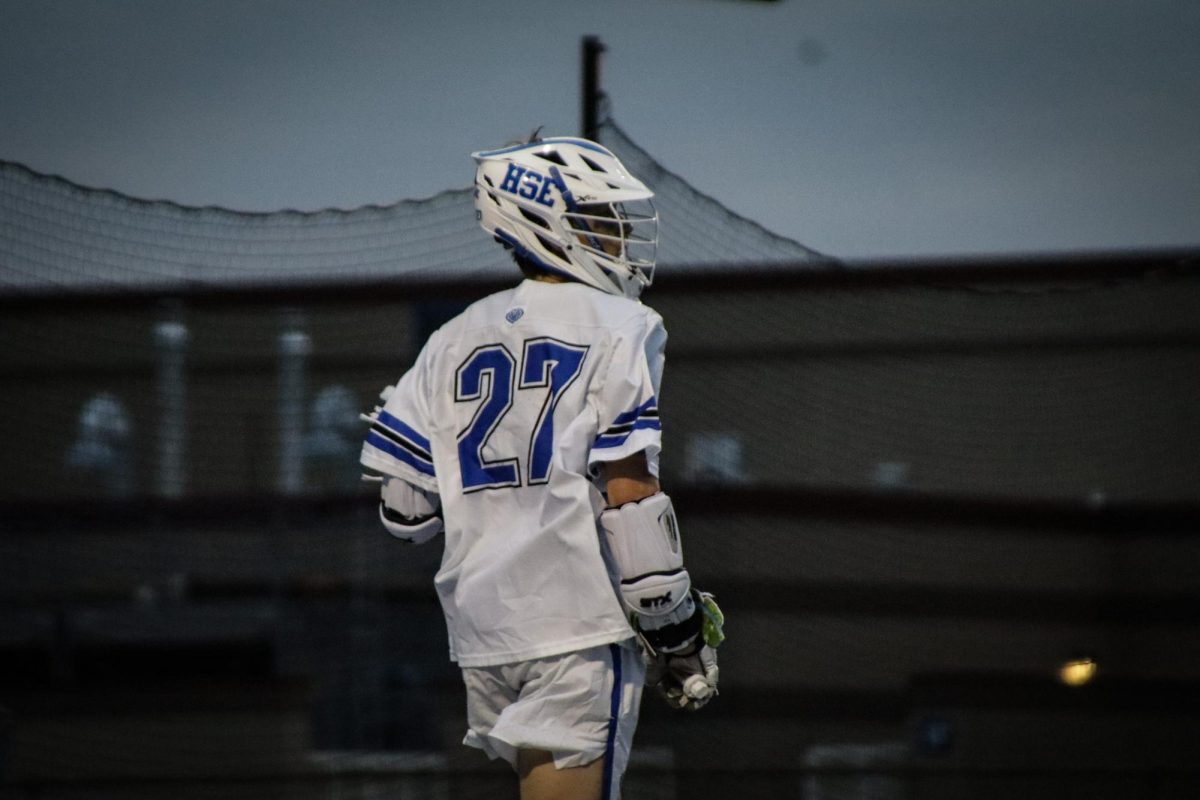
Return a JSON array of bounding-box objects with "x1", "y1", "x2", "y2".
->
[{"x1": 455, "y1": 337, "x2": 589, "y2": 492}]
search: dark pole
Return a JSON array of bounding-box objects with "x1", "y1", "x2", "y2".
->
[{"x1": 581, "y1": 35, "x2": 605, "y2": 140}]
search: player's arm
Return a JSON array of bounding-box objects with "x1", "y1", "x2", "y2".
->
[
  {"x1": 377, "y1": 476, "x2": 443, "y2": 545},
  {"x1": 604, "y1": 451, "x2": 661, "y2": 505},
  {"x1": 600, "y1": 452, "x2": 723, "y2": 710},
  {"x1": 360, "y1": 353, "x2": 441, "y2": 545}
]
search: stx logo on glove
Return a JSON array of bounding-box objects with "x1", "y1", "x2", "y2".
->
[
  {"x1": 498, "y1": 164, "x2": 564, "y2": 208},
  {"x1": 640, "y1": 592, "x2": 674, "y2": 609}
]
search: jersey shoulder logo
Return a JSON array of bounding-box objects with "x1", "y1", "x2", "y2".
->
[{"x1": 505, "y1": 308, "x2": 525, "y2": 325}]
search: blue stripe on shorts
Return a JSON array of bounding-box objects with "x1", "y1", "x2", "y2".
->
[{"x1": 602, "y1": 643, "x2": 623, "y2": 800}]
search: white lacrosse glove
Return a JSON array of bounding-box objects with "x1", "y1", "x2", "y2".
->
[
  {"x1": 643, "y1": 591, "x2": 725, "y2": 711},
  {"x1": 598, "y1": 493, "x2": 725, "y2": 711},
  {"x1": 376, "y1": 476, "x2": 443, "y2": 544}
]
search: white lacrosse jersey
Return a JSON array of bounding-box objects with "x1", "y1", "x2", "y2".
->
[{"x1": 361, "y1": 279, "x2": 667, "y2": 667}]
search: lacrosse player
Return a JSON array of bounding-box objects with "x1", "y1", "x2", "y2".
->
[{"x1": 361, "y1": 135, "x2": 723, "y2": 800}]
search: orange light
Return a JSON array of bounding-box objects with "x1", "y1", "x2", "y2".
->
[{"x1": 1059, "y1": 657, "x2": 1098, "y2": 687}]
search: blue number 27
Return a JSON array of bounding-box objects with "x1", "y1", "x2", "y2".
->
[{"x1": 455, "y1": 338, "x2": 588, "y2": 491}]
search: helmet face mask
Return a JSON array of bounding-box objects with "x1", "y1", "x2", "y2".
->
[
  {"x1": 567, "y1": 200, "x2": 656, "y2": 286},
  {"x1": 472, "y1": 138, "x2": 658, "y2": 299}
]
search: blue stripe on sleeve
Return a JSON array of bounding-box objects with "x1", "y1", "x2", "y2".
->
[
  {"x1": 608, "y1": 396, "x2": 657, "y2": 427},
  {"x1": 366, "y1": 430, "x2": 437, "y2": 477},
  {"x1": 596, "y1": 394, "x2": 661, "y2": 448},
  {"x1": 377, "y1": 410, "x2": 432, "y2": 455},
  {"x1": 593, "y1": 417, "x2": 661, "y2": 449}
]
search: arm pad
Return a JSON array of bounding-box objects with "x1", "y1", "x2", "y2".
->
[
  {"x1": 379, "y1": 477, "x2": 442, "y2": 544},
  {"x1": 599, "y1": 492, "x2": 698, "y2": 654}
]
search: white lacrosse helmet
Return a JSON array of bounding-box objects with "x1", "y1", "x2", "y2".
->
[{"x1": 472, "y1": 137, "x2": 658, "y2": 299}]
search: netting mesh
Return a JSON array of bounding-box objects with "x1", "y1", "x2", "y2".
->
[
  {"x1": 0, "y1": 162, "x2": 503, "y2": 291},
  {"x1": 597, "y1": 121, "x2": 826, "y2": 266},
  {"x1": 0, "y1": 121, "x2": 827, "y2": 297},
  {"x1": 2, "y1": 121, "x2": 1199, "y2": 799}
]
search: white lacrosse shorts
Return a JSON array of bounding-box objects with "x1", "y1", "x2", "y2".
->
[{"x1": 462, "y1": 641, "x2": 645, "y2": 789}]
